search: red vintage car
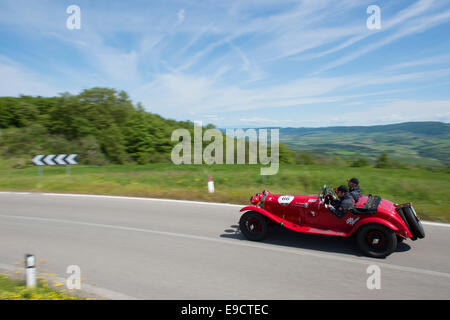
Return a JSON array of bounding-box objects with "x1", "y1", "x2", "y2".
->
[{"x1": 239, "y1": 187, "x2": 425, "y2": 258}]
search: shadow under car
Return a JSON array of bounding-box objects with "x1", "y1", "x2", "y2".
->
[{"x1": 220, "y1": 224, "x2": 411, "y2": 258}]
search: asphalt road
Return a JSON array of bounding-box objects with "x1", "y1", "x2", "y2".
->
[{"x1": 0, "y1": 191, "x2": 449, "y2": 299}]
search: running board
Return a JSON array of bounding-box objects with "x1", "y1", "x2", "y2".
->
[{"x1": 279, "y1": 220, "x2": 348, "y2": 237}]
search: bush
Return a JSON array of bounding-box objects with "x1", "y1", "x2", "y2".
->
[
  {"x1": 350, "y1": 157, "x2": 370, "y2": 167},
  {"x1": 10, "y1": 158, "x2": 27, "y2": 169},
  {"x1": 295, "y1": 152, "x2": 315, "y2": 165},
  {"x1": 375, "y1": 153, "x2": 409, "y2": 169},
  {"x1": 76, "y1": 136, "x2": 108, "y2": 165},
  {"x1": 375, "y1": 153, "x2": 391, "y2": 168}
]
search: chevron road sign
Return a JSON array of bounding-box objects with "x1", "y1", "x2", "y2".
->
[{"x1": 32, "y1": 154, "x2": 78, "y2": 166}]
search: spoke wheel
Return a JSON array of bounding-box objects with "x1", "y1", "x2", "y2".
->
[
  {"x1": 239, "y1": 212, "x2": 268, "y2": 241},
  {"x1": 356, "y1": 224, "x2": 397, "y2": 258}
]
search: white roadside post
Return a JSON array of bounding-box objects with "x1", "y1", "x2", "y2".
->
[
  {"x1": 208, "y1": 175, "x2": 215, "y2": 193},
  {"x1": 25, "y1": 254, "x2": 36, "y2": 288}
]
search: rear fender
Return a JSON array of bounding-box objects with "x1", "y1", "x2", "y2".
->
[{"x1": 349, "y1": 217, "x2": 399, "y2": 236}]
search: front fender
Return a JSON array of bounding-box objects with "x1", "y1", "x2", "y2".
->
[
  {"x1": 349, "y1": 217, "x2": 399, "y2": 237},
  {"x1": 240, "y1": 206, "x2": 284, "y2": 224}
]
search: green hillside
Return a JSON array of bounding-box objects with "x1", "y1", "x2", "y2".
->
[
  {"x1": 0, "y1": 88, "x2": 202, "y2": 166},
  {"x1": 278, "y1": 122, "x2": 450, "y2": 166},
  {"x1": 0, "y1": 88, "x2": 294, "y2": 167}
]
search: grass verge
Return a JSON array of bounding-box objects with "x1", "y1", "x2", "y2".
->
[
  {"x1": 0, "y1": 273, "x2": 79, "y2": 300},
  {"x1": 0, "y1": 161, "x2": 448, "y2": 222}
]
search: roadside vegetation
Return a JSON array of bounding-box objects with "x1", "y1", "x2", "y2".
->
[
  {"x1": 0, "y1": 274, "x2": 78, "y2": 300},
  {"x1": 0, "y1": 160, "x2": 448, "y2": 222}
]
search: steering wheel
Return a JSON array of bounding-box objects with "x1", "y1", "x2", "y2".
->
[
  {"x1": 319, "y1": 185, "x2": 329, "y2": 203},
  {"x1": 324, "y1": 193, "x2": 333, "y2": 205},
  {"x1": 318, "y1": 185, "x2": 334, "y2": 205}
]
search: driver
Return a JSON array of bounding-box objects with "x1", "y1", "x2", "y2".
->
[
  {"x1": 325, "y1": 185, "x2": 354, "y2": 218},
  {"x1": 347, "y1": 177, "x2": 361, "y2": 201}
]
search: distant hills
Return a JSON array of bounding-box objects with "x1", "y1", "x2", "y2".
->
[{"x1": 276, "y1": 122, "x2": 450, "y2": 166}]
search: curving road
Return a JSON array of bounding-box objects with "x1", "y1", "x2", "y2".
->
[{"x1": 0, "y1": 191, "x2": 449, "y2": 299}]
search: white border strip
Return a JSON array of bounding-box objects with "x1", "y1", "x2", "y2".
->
[{"x1": 0, "y1": 191, "x2": 448, "y2": 226}]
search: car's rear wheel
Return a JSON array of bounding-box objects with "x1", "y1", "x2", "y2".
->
[
  {"x1": 356, "y1": 224, "x2": 397, "y2": 258},
  {"x1": 239, "y1": 211, "x2": 268, "y2": 241}
]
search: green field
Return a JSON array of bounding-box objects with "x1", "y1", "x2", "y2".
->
[{"x1": 0, "y1": 160, "x2": 449, "y2": 222}]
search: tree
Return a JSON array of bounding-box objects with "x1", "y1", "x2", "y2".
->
[
  {"x1": 76, "y1": 136, "x2": 107, "y2": 165},
  {"x1": 98, "y1": 125, "x2": 128, "y2": 164}
]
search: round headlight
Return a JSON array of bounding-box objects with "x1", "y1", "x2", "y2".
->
[{"x1": 251, "y1": 195, "x2": 260, "y2": 205}]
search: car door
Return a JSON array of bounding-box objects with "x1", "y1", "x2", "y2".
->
[
  {"x1": 303, "y1": 202, "x2": 350, "y2": 232},
  {"x1": 317, "y1": 206, "x2": 352, "y2": 232},
  {"x1": 303, "y1": 201, "x2": 324, "y2": 228}
]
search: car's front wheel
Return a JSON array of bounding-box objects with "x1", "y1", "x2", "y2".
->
[
  {"x1": 356, "y1": 224, "x2": 398, "y2": 258},
  {"x1": 239, "y1": 211, "x2": 268, "y2": 241}
]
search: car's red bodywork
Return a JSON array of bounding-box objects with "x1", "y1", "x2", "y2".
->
[{"x1": 240, "y1": 192, "x2": 413, "y2": 240}]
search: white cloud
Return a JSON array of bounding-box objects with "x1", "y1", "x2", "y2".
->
[
  {"x1": 329, "y1": 100, "x2": 450, "y2": 126},
  {"x1": 239, "y1": 117, "x2": 296, "y2": 124},
  {"x1": 205, "y1": 114, "x2": 224, "y2": 121},
  {"x1": 177, "y1": 9, "x2": 185, "y2": 24},
  {"x1": 383, "y1": 54, "x2": 450, "y2": 71},
  {"x1": 0, "y1": 56, "x2": 60, "y2": 96},
  {"x1": 93, "y1": 49, "x2": 140, "y2": 82},
  {"x1": 131, "y1": 65, "x2": 450, "y2": 118},
  {"x1": 315, "y1": 7, "x2": 450, "y2": 74}
]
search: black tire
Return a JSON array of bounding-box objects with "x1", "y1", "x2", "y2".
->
[
  {"x1": 402, "y1": 207, "x2": 425, "y2": 240},
  {"x1": 239, "y1": 211, "x2": 268, "y2": 241},
  {"x1": 356, "y1": 224, "x2": 398, "y2": 258}
]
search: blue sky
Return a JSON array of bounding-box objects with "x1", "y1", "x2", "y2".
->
[{"x1": 1, "y1": 0, "x2": 449, "y2": 127}]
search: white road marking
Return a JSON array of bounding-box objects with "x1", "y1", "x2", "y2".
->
[
  {"x1": 0, "y1": 191, "x2": 448, "y2": 227},
  {"x1": 0, "y1": 191, "x2": 242, "y2": 208},
  {"x1": 0, "y1": 192, "x2": 32, "y2": 195},
  {"x1": 420, "y1": 221, "x2": 450, "y2": 228},
  {"x1": 1, "y1": 213, "x2": 449, "y2": 280}
]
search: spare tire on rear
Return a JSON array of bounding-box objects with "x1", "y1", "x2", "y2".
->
[{"x1": 402, "y1": 207, "x2": 425, "y2": 240}]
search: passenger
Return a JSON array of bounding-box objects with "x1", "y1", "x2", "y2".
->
[
  {"x1": 325, "y1": 185, "x2": 354, "y2": 218},
  {"x1": 347, "y1": 177, "x2": 361, "y2": 202}
]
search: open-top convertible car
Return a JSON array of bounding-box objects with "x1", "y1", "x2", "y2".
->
[{"x1": 239, "y1": 186, "x2": 425, "y2": 258}]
